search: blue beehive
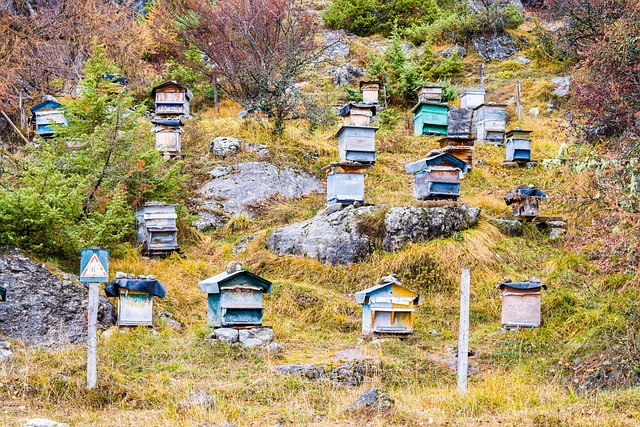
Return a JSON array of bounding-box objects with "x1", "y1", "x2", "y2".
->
[
  {"x1": 336, "y1": 125, "x2": 377, "y2": 164},
  {"x1": 505, "y1": 128, "x2": 533, "y2": 162},
  {"x1": 412, "y1": 102, "x2": 449, "y2": 136},
  {"x1": 406, "y1": 151, "x2": 469, "y2": 200},
  {"x1": 324, "y1": 163, "x2": 370, "y2": 204},
  {"x1": 199, "y1": 264, "x2": 272, "y2": 328},
  {"x1": 30, "y1": 99, "x2": 67, "y2": 138},
  {"x1": 355, "y1": 275, "x2": 421, "y2": 335}
]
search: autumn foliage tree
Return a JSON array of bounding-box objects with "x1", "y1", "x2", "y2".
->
[{"x1": 175, "y1": 0, "x2": 323, "y2": 135}]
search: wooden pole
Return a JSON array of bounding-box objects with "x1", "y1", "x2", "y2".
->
[
  {"x1": 516, "y1": 80, "x2": 522, "y2": 122},
  {"x1": 382, "y1": 74, "x2": 388, "y2": 109},
  {"x1": 457, "y1": 268, "x2": 470, "y2": 396},
  {"x1": 479, "y1": 64, "x2": 485, "y2": 89},
  {"x1": 1, "y1": 111, "x2": 30, "y2": 145},
  {"x1": 87, "y1": 282, "x2": 98, "y2": 389}
]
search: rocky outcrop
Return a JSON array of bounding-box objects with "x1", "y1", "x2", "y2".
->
[
  {"x1": 552, "y1": 76, "x2": 571, "y2": 98},
  {"x1": 382, "y1": 205, "x2": 481, "y2": 251},
  {"x1": 329, "y1": 63, "x2": 365, "y2": 86},
  {"x1": 209, "y1": 137, "x2": 241, "y2": 158},
  {"x1": 207, "y1": 326, "x2": 277, "y2": 349},
  {"x1": 266, "y1": 204, "x2": 375, "y2": 265},
  {"x1": 323, "y1": 30, "x2": 352, "y2": 58},
  {"x1": 195, "y1": 162, "x2": 323, "y2": 230},
  {"x1": 467, "y1": 0, "x2": 523, "y2": 12},
  {"x1": 440, "y1": 45, "x2": 467, "y2": 58},
  {"x1": 472, "y1": 33, "x2": 517, "y2": 61},
  {"x1": 178, "y1": 390, "x2": 217, "y2": 410},
  {"x1": 0, "y1": 247, "x2": 115, "y2": 347},
  {"x1": 347, "y1": 388, "x2": 395, "y2": 412}
]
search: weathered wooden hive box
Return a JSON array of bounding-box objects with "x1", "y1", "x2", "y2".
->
[
  {"x1": 199, "y1": 268, "x2": 272, "y2": 328},
  {"x1": 325, "y1": 163, "x2": 369, "y2": 204},
  {"x1": 355, "y1": 275, "x2": 421, "y2": 335},
  {"x1": 496, "y1": 279, "x2": 546, "y2": 328},
  {"x1": 0, "y1": 286, "x2": 6, "y2": 302},
  {"x1": 473, "y1": 103, "x2": 507, "y2": 144},
  {"x1": 460, "y1": 89, "x2": 485, "y2": 109},
  {"x1": 104, "y1": 278, "x2": 167, "y2": 326},
  {"x1": 30, "y1": 100, "x2": 67, "y2": 138},
  {"x1": 505, "y1": 128, "x2": 533, "y2": 162},
  {"x1": 406, "y1": 151, "x2": 469, "y2": 200},
  {"x1": 336, "y1": 125, "x2": 377, "y2": 164},
  {"x1": 504, "y1": 185, "x2": 547, "y2": 218},
  {"x1": 447, "y1": 107, "x2": 473, "y2": 137},
  {"x1": 339, "y1": 102, "x2": 377, "y2": 127},
  {"x1": 151, "y1": 118, "x2": 183, "y2": 155},
  {"x1": 417, "y1": 85, "x2": 443, "y2": 103},
  {"x1": 360, "y1": 80, "x2": 381, "y2": 104},
  {"x1": 151, "y1": 81, "x2": 193, "y2": 116},
  {"x1": 438, "y1": 136, "x2": 475, "y2": 169},
  {"x1": 412, "y1": 102, "x2": 449, "y2": 136},
  {"x1": 135, "y1": 202, "x2": 179, "y2": 255}
]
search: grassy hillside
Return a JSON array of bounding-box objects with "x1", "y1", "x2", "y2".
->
[{"x1": 2, "y1": 7, "x2": 640, "y2": 427}]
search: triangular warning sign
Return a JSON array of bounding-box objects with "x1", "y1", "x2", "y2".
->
[{"x1": 81, "y1": 253, "x2": 108, "y2": 278}]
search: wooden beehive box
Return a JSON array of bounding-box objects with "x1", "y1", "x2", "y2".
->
[
  {"x1": 324, "y1": 163, "x2": 370, "y2": 204},
  {"x1": 447, "y1": 107, "x2": 473, "y2": 137},
  {"x1": 135, "y1": 202, "x2": 179, "y2": 255},
  {"x1": 473, "y1": 103, "x2": 507, "y2": 144},
  {"x1": 30, "y1": 99, "x2": 67, "y2": 138},
  {"x1": 336, "y1": 125, "x2": 377, "y2": 164},
  {"x1": 406, "y1": 151, "x2": 469, "y2": 200},
  {"x1": 496, "y1": 279, "x2": 546, "y2": 328},
  {"x1": 417, "y1": 85, "x2": 443, "y2": 103},
  {"x1": 505, "y1": 128, "x2": 533, "y2": 162},
  {"x1": 151, "y1": 81, "x2": 193, "y2": 116},
  {"x1": 199, "y1": 268, "x2": 272, "y2": 328},
  {"x1": 412, "y1": 102, "x2": 449, "y2": 136},
  {"x1": 439, "y1": 136, "x2": 475, "y2": 169},
  {"x1": 360, "y1": 80, "x2": 381, "y2": 104},
  {"x1": 460, "y1": 89, "x2": 486, "y2": 109},
  {"x1": 339, "y1": 102, "x2": 377, "y2": 127},
  {"x1": 104, "y1": 278, "x2": 167, "y2": 326},
  {"x1": 355, "y1": 275, "x2": 421, "y2": 335},
  {"x1": 151, "y1": 118, "x2": 183, "y2": 155},
  {"x1": 504, "y1": 186, "x2": 547, "y2": 218}
]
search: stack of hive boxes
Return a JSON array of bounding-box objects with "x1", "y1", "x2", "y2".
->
[
  {"x1": 325, "y1": 81, "x2": 380, "y2": 205},
  {"x1": 412, "y1": 86, "x2": 448, "y2": 136},
  {"x1": 150, "y1": 81, "x2": 193, "y2": 158}
]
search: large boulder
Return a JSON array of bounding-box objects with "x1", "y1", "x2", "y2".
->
[
  {"x1": 329, "y1": 63, "x2": 365, "y2": 86},
  {"x1": 382, "y1": 205, "x2": 481, "y2": 251},
  {"x1": 267, "y1": 204, "x2": 374, "y2": 265},
  {"x1": 323, "y1": 30, "x2": 352, "y2": 58},
  {"x1": 0, "y1": 246, "x2": 115, "y2": 347},
  {"x1": 196, "y1": 162, "x2": 323, "y2": 220},
  {"x1": 552, "y1": 76, "x2": 571, "y2": 98},
  {"x1": 472, "y1": 33, "x2": 517, "y2": 61},
  {"x1": 347, "y1": 388, "x2": 395, "y2": 412}
]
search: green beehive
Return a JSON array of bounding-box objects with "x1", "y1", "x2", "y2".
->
[{"x1": 412, "y1": 102, "x2": 449, "y2": 136}]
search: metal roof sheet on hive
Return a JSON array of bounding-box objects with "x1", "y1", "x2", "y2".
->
[{"x1": 405, "y1": 150, "x2": 469, "y2": 174}]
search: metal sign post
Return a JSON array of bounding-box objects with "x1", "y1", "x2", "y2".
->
[
  {"x1": 80, "y1": 248, "x2": 109, "y2": 390},
  {"x1": 457, "y1": 268, "x2": 471, "y2": 396}
]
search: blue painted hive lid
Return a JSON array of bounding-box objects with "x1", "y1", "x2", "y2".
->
[
  {"x1": 355, "y1": 275, "x2": 421, "y2": 305},
  {"x1": 411, "y1": 101, "x2": 448, "y2": 114},
  {"x1": 496, "y1": 278, "x2": 546, "y2": 291},
  {"x1": 30, "y1": 99, "x2": 63, "y2": 114},
  {"x1": 199, "y1": 270, "x2": 272, "y2": 294},
  {"x1": 151, "y1": 118, "x2": 183, "y2": 127},
  {"x1": 406, "y1": 150, "x2": 469, "y2": 174},
  {"x1": 104, "y1": 278, "x2": 167, "y2": 298}
]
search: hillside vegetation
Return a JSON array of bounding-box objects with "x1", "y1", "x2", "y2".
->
[{"x1": 1, "y1": 1, "x2": 640, "y2": 426}]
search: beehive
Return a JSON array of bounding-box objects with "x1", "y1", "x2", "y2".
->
[
  {"x1": 360, "y1": 80, "x2": 381, "y2": 104},
  {"x1": 336, "y1": 125, "x2": 377, "y2": 164},
  {"x1": 151, "y1": 81, "x2": 193, "y2": 116},
  {"x1": 104, "y1": 278, "x2": 167, "y2": 326},
  {"x1": 135, "y1": 202, "x2": 179, "y2": 255},
  {"x1": 496, "y1": 279, "x2": 546, "y2": 328},
  {"x1": 406, "y1": 151, "x2": 469, "y2": 200},
  {"x1": 505, "y1": 128, "x2": 533, "y2": 162},
  {"x1": 460, "y1": 89, "x2": 486, "y2": 109},
  {"x1": 324, "y1": 163, "x2": 370, "y2": 204},
  {"x1": 412, "y1": 102, "x2": 449, "y2": 136},
  {"x1": 473, "y1": 103, "x2": 507, "y2": 144}
]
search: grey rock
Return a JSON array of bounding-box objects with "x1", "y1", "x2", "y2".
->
[
  {"x1": 232, "y1": 234, "x2": 256, "y2": 254},
  {"x1": 440, "y1": 45, "x2": 467, "y2": 58},
  {"x1": 468, "y1": 0, "x2": 523, "y2": 12},
  {"x1": 382, "y1": 204, "x2": 481, "y2": 251},
  {"x1": 265, "y1": 342, "x2": 284, "y2": 356},
  {"x1": 529, "y1": 107, "x2": 540, "y2": 117},
  {"x1": 214, "y1": 328, "x2": 239, "y2": 343},
  {"x1": 192, "y1": 211, "x2": 229, "y2": 233},
  {"x1": 198, "y1": 162, "x2": 323, "y2": 217},
  {"x1": 159, "y1": 317, "x2": 183, "y2": 331},
  {"x1": 550, "y1": 227, "x2": 566, "y2": 240},
  {"x1": 329, "y1": 63, "x2": 365, "y2": 86},
  {"x1": 209, "y1": 137, "x2": 241, "y2": 157},
  {"x1": 515, "y1": 55, "x2": 531, "y2": 65},
  {"x1": 273, "y1": 363, "x2": 327, "y2": 379},
  {"x1": 179, "y1": 390, "x2": 217, "y2": 410},
  {"x1": 475, "y1": 159, "x2": 487, "y2": 166},
  {"x1": 0, "y1": 246, "x2": 114, "y2": 348},
  {"x1": 429, "y1": 329, "x2": 441, "y2": 337},
  {"x1": 0, "y1": 339, "x2": 12, "y2": 360},
  {"x1": 267, "y1": 205, "x2": 374, "y2": 265},
  {"x1": 25, "y1": 419, "x2": 70, "y2": 427},
  {"x1": 493, "y1": 219, "x2": 524, "y2": 237},
  {"x1": 208, "y1": 165, "x2": 233, "y2": 178},
  {"x1": 472, "y1": 33, "x2": 517, "y2": 61},
  {"x1": 547, "y1": 221, "x2": 567, "y2": 228},
  {"x1": 323, "y1": 30, "x2": 351, "y2": 58},
  {"x1": 238, "y1": 327, "x2": 274, "y2": 348},
  {"x1": 330, "y1": 359, "x2": 380, "y2": 387},
  {"x1": 244, "y1": 143, "x2": 270, "y2": 157},
  {"x1": 552, "y1": 76, "x2": 571, "y2": 98},
  {"x1": 347, "y1": 388, "x2": 395, "y2": 412}
]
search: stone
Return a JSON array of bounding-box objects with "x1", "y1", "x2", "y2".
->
[
  {"x1": 192, "y1": 211, "x2": 229, "y2": 233},
  {"x1": 265, "y1": 342, "x2": 284, "y2": 356},
  {"x1": 347, "y1": 388, "x2": 395, "y2": 412},
  {"x1": 440, "y1": 45, "x2": 467, "y2": 58},
  {"x1": 472, "y1": 33, "x2": 517, "y2": 61},
  {"x1": 0, "y1": 246, "x2": 115, "y2": 348},
  {"x1": 25, "y1": 419, "x2": 70, "y2": 427},
  {"x1": 273, "y1": 363, "x2": 327, "y2": 380},
  {"x1": 232, "y1": 234, "x2": 256, "y2": 254},
  {"x1": 267, "y1": 205, "x2": 374, "y2": 265},
  {"x1": 382, "y1": 204, "x2": 481, "y2": 252},
  {"x1": 197, "y1": 162, "x2": 323, "y2": 217},
  {"x1": 550, "y1": 227, "x2": 566, "y2": 240},
  {"x1": 158, "y1": 313, "x2": 183, "y2": 331},
  {"x1": 429, "y1": 329, "x2": 441, "y2": 338},
  {"x1": 213, "y1": 328, "x2": 239, "y2": 343},
  {"x1": 529, "y1": 107, "x2": 540, "y2": 117},
  {"x1": 493, "y1": 219, "x2": 524, "y2": 237},
  {"x1": 547, "y1": 221, "x2": 567, "y2": 228},
  {"x1": 323, "y1": 30, "x2": 351, "y2": 58},
  {"x1": 330, "y1": 359, "x2": 380, "y2": 387},
  {"x1": 208, "y1": 165, "x2": 233, "y2": 178},
  {"x1": 244, "y1": 143, "x2": 270, "y2": 157},
  {"x1": 468, "y1": 0, "x2": 523, "y2": 12},
  {"x1": 209, "y1": 137, "x2": 241, "y2": 157},
  {"x1": 515, "y1": 55, "x2": 531, "y2": 65},
  {"x1": 238, "y1": 327, "x2": 275, "y2": 348},
  {"x1": 179, "y1": 390, "x2": 217, "y2": 410},
  {"x1": 0, "y1": 339, "x2": 12, "y2": 360},
  {"x1": 552, "y1": 76, "x2": 571, "y2": 98},
  {"x1": 329, "y1": 63, "x2": 365, "y2": 86}
]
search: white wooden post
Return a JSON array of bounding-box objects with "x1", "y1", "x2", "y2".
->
[
  {"x1": 87, "y1": 282, "x2": 99, "y2": 389},
  {"x1": 516, "y1": 80, "x2": 522, "y2": 121},
  {"x1": 457, "y1": 268, "x2": 470, "y2": 396}
]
